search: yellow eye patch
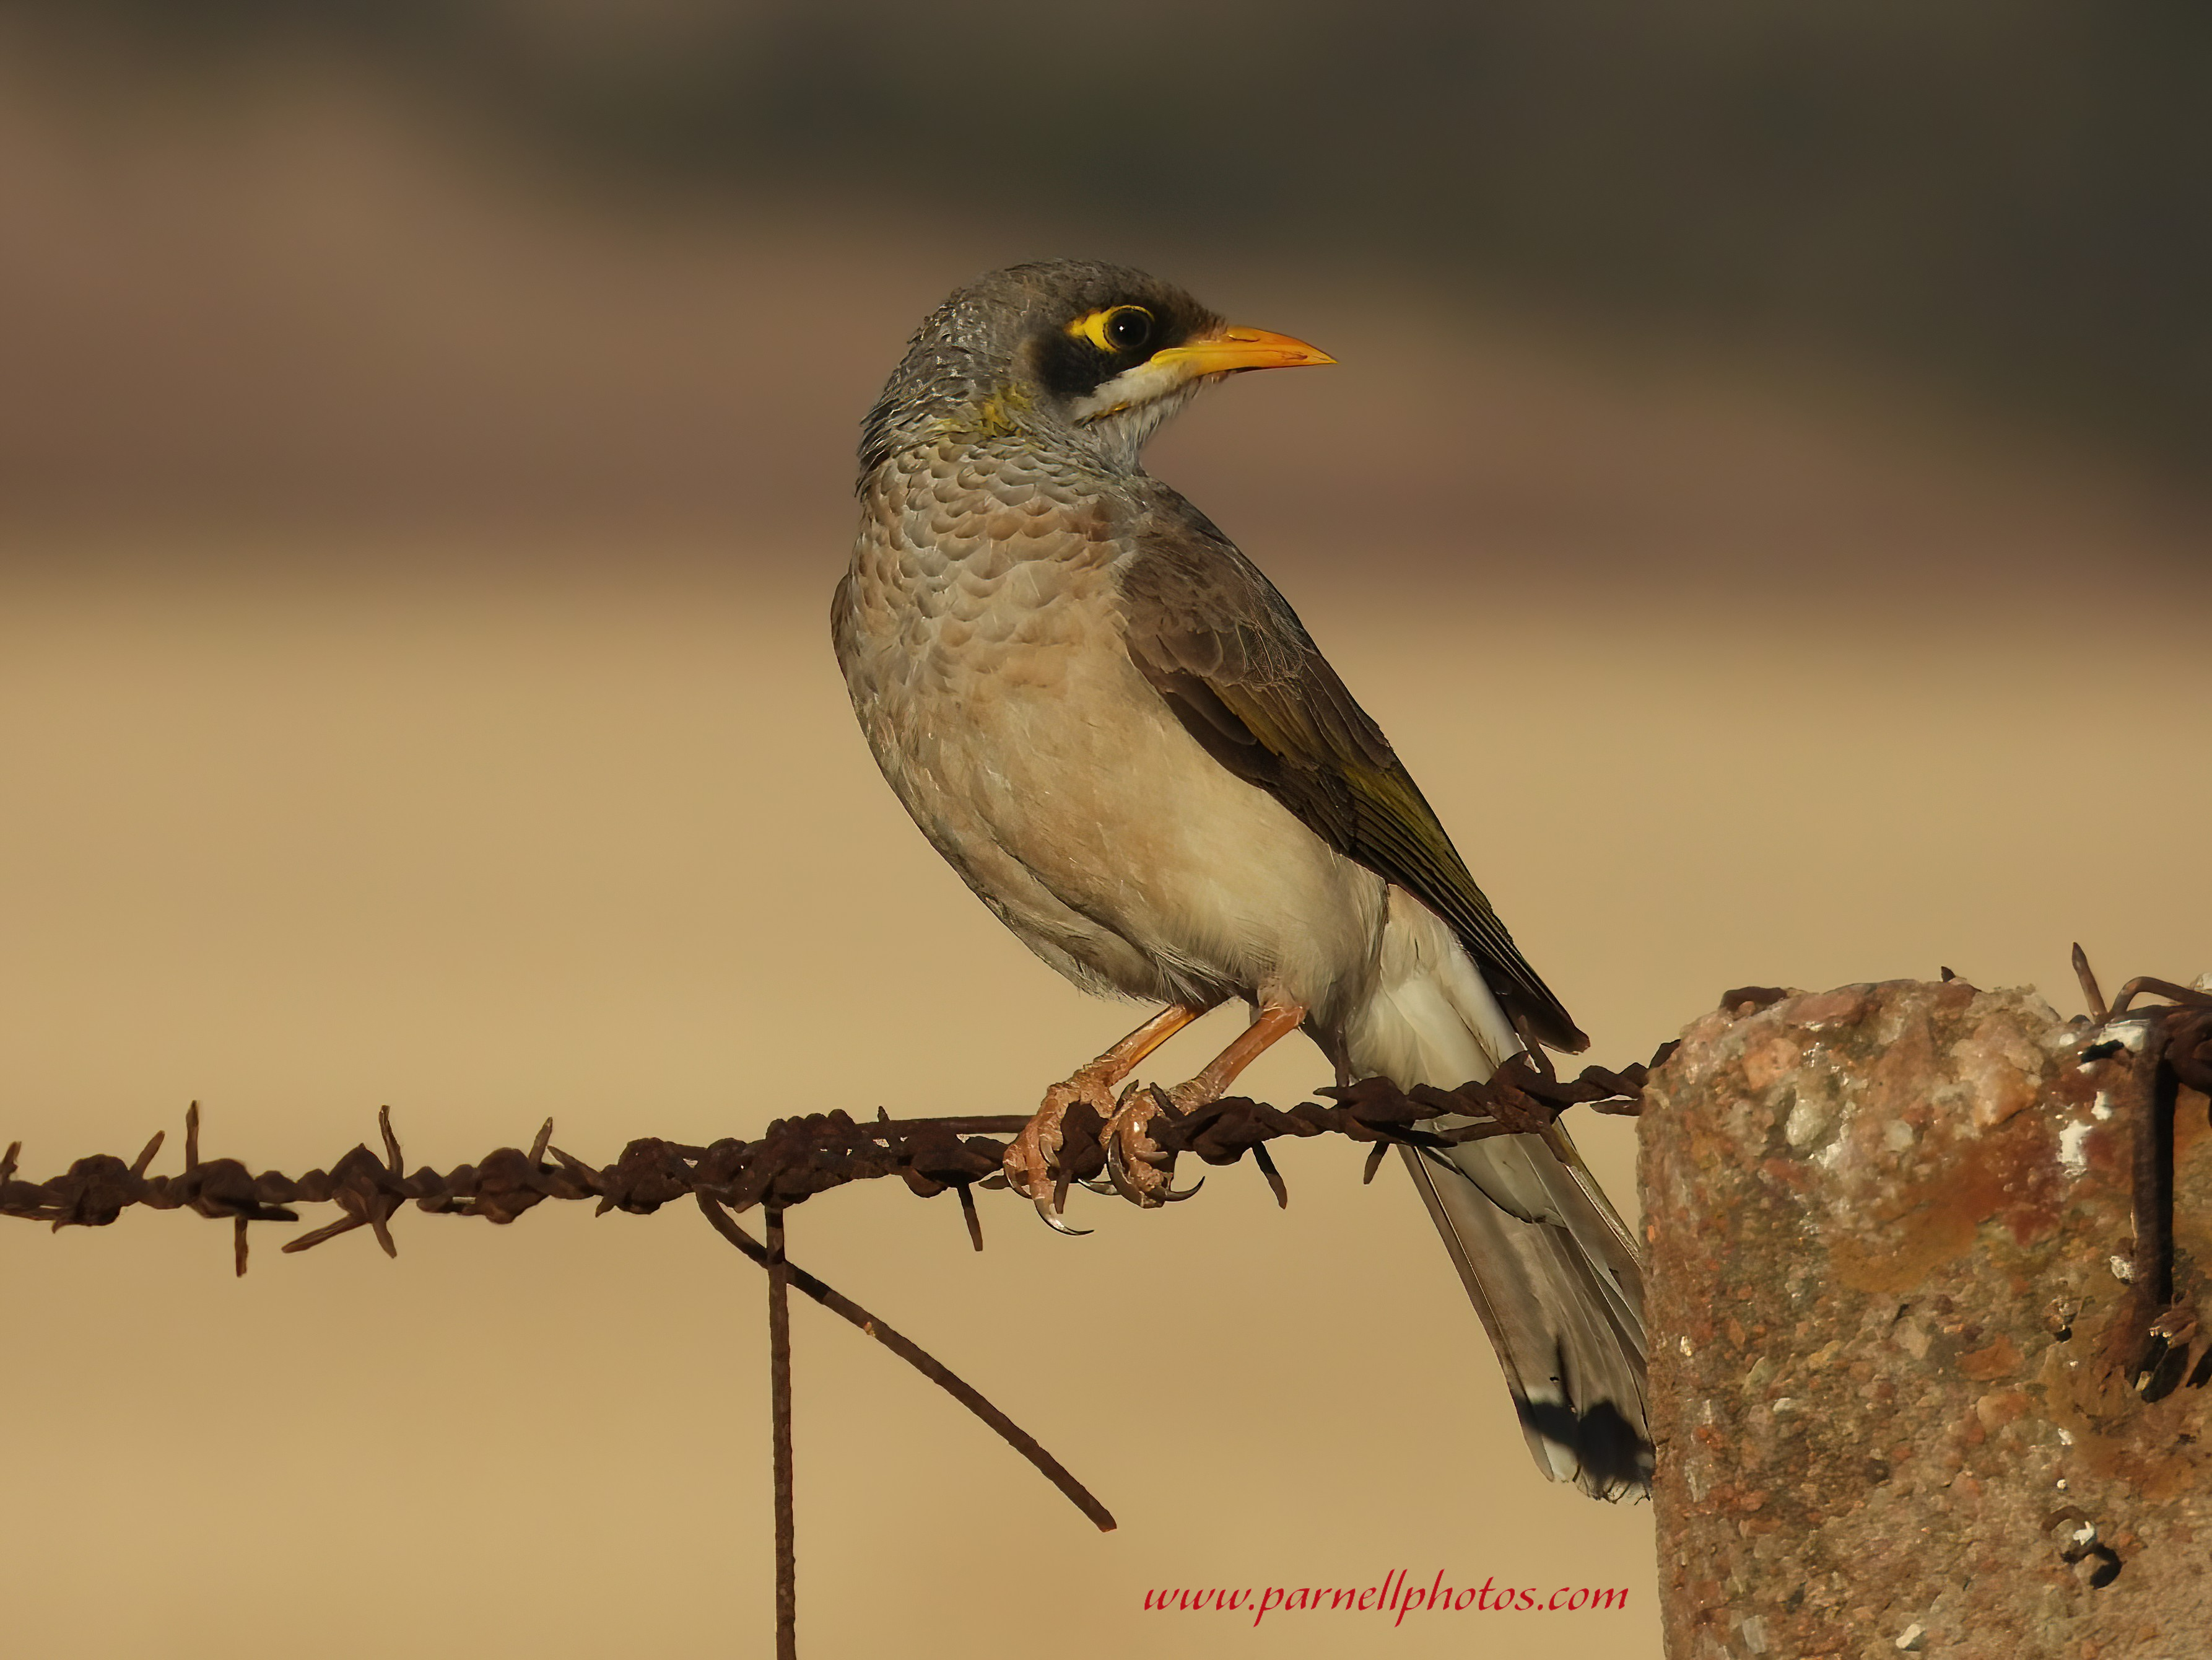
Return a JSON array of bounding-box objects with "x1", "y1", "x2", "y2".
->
[{"x1": 1066, "y1": 305, "x2": 1155, "y2": 354}]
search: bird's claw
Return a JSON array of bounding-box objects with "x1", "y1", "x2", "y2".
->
[
  {"x1": 1034, "y1": 1189, "x2": 1091, "y2": 1236},
  {"x1": 1005, "y1": 1073, "x2": 1114, "y2": 1234},
  {"x1": 1102, "y1": 1131, "x2": 1152, "y2": 1206},
  {"x1": 1159, "y1": 1170, "x2": 1205, "y2": 1202},
  {"x1": 1099, "y1": 1081, "x2": 1204, "y2": 1208},
  {"x1": 1021, "y1": 1153, "x2": 1092, "y2": 1236}
]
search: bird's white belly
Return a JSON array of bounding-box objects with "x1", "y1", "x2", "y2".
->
[{"x1": 836, "y1": 546, "x2": 1385, "y2": 1021}]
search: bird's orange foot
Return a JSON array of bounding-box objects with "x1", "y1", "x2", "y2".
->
[
  {"x1": 1005, "y1": 1070, "x2": 1118, "y2": 1234},
  {"x1": 1099, "y1": 1081, "x2": 1208, "y2": 1208}
]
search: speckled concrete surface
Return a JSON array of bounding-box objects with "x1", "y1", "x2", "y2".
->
[{"x1": 1645, "y1": 980, "x2": 2212, "y2": 1659}]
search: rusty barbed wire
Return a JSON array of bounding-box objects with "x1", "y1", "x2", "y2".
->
[
  {"x1": 0, "y1": 1039, "x2": 1665, "y2": 1659},
  {"x1": 0, "y1": 1048, "x2": 1666, "y2": 1264}
]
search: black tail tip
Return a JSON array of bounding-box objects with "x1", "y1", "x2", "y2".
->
[{"x1": 1517, "y1": 1397, "x2": 1655, "y2": 1500}]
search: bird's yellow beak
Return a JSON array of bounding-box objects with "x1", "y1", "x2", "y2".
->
[{"x1": 1151, "y1": 325, "x2": 1336, "y2": 378}]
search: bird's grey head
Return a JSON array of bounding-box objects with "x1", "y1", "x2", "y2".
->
[{"x1": 860, "y1": 260, "x2": 1333, "y2": 482}]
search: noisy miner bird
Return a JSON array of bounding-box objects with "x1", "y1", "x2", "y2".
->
[{"x1": 833, "y1": 260, "x2": 1650, "y2": 1497}]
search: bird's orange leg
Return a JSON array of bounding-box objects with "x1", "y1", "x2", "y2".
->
[
  {"x1": 1102, "y1": 1002, "x2": 1308, "y2": 1207},
  {"x1": 1006, "y1": 1002, "x2": 1208, "y2": 1233}
]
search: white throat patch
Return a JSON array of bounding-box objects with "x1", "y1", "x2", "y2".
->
[{"x1": 1069, "y1": 357, "x2": 1200, "y2": 426}]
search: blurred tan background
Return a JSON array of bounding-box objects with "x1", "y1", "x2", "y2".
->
[{"x1": 3, "y1": 7, "x2": 2210, "y2": 1658}]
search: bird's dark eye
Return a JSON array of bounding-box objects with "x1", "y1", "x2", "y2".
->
[
  {"x1": 1104, "y1": 306, "x2": 1152, "y2": 351},
  {"x1": 1068, "y1": 304, "x2": 1154, "y2": 356}
]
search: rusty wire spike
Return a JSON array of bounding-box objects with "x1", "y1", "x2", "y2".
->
[
  {"x1": 1361, "y1": 1142, "x2": 1390, "y2": 1184},
  {"x1": 957, "y1": 1182, "x2": 984, "y2": 1252},
  {"x1": 1252, "y1": 1143, "x2": 1289, "y2": 1209},
  {"x1": 280, "y1": 1215, "x2": 366, "y2": 1254},
  {"x1": 546, "y1": 1143, "x2": 594, "y2": 1177},
  {"x1": 378, "y1": 1105, "x2": 403, "y2": 1174},
  {"x1": 130, "y1": 1130, "x2": 165, "y2": 1179},
  {"x1": 233, "y1": 1216, "x2": 250, "y2": 1278},
  {"x1": 2073, "y1": 942, "x2": 2109, "y2": 1025},
  {"x1": 185, "y1": 1101, "x2": 201, "y2": 1171},
  {"x1": 528, "y1": 1118, "x2": 554, "y2": 1166},
  {"x1": 0, "y1": 1141, "x2": 17, "y2": 1185}
]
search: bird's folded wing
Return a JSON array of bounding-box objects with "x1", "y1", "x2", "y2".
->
[{"x1": 1116, "y1": 496, "x2": 1587, "y2": 1054}]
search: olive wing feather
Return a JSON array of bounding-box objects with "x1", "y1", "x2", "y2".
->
[{"x1": 1117, "y1": 502, "x2": 1587, "y2": 1054}]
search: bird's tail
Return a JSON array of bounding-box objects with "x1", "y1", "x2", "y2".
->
[{"x1": 1343, "y1": 889, "x2": 1652, "y2": 1499}]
